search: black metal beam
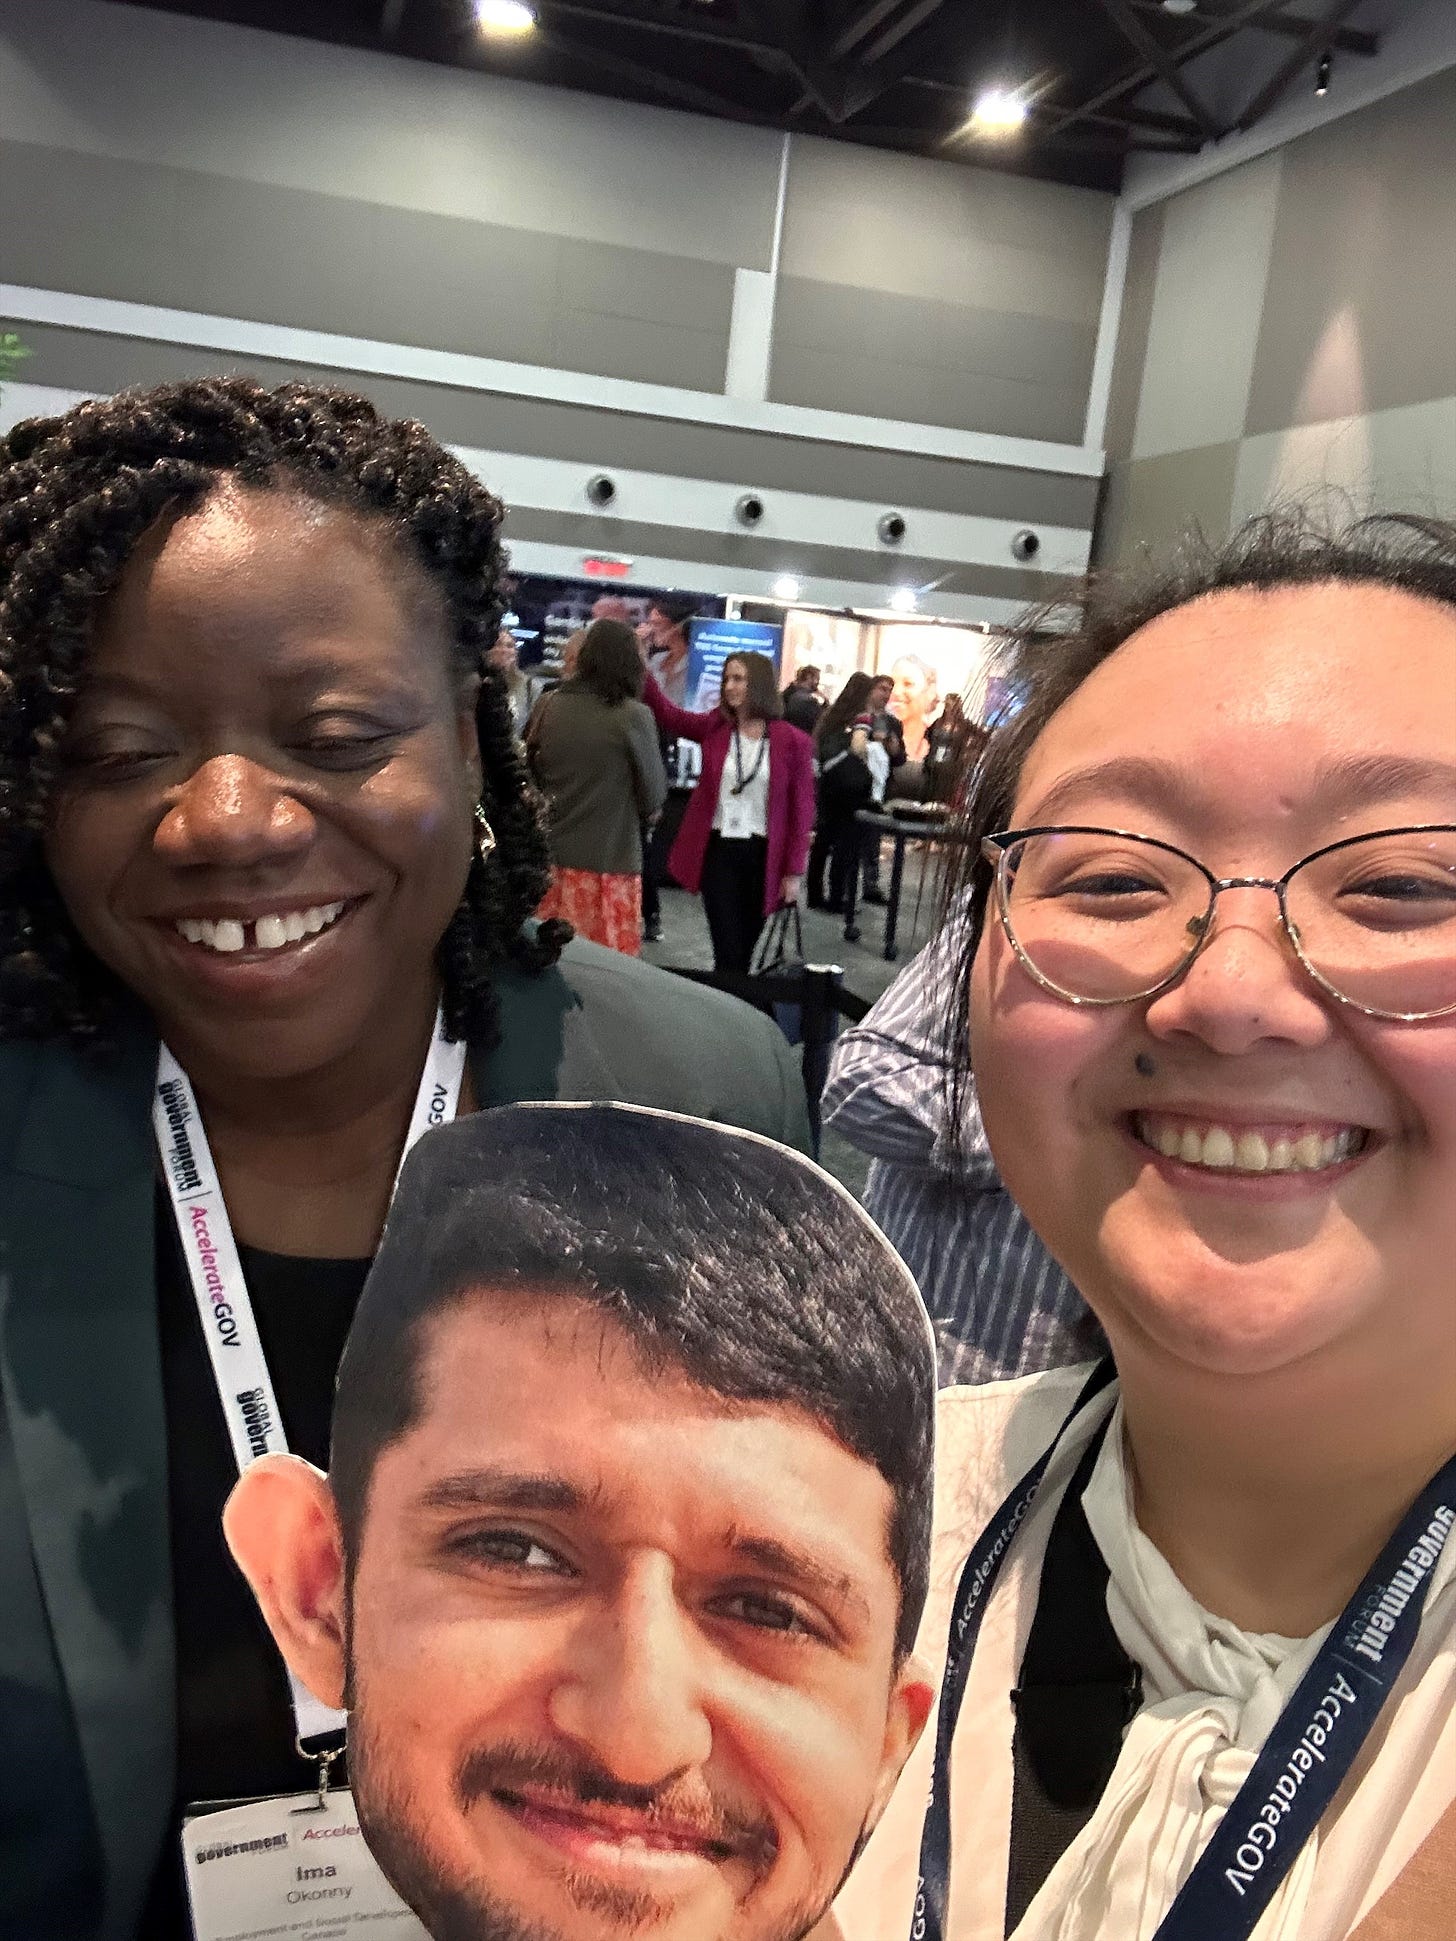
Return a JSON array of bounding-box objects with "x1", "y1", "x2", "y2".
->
[
  {"x1": 855, "y1": 0, "x2": 946, "y2": 65},
  {"x1": 734, "y1": 0, "x2": 853, "y2": 122},
  {"x1": 539, "y1": 1, "x2": 781, "y2": 59},
  {"x1": 846, "y1": 115, "x2": 1195, "y2": 159},
  {"x1": 1040, "y1": 0, "x2": 1298, "y2": 138},
  {"x1": 819, "y1": 0, "x2": 954, "y2": 123},
  {"x1": 1126, "y1": 0, "x2": 1378, "y2": 56},
  {"x1": 532, "y1": 22, "x2": 758, "y2": 120},
  {"x1": 1092, "y1": 0, "x2": 1220, "y2": 139},
  {"x1": 895, "y1": 66, "x2": 1205, "y2": 138},
  {"x1": 829, "y1": 0, "x2": 908, "y2": 62},
  {"x1": 940, "y1": 121, "x2": 1198, "y2": 159},
  {"x1": 1235, "y1": 0, "x2": 1372, "y2": 128}
]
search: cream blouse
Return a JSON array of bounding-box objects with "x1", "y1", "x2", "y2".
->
[{"x1": 833, "y1": 1368, "x2": 1456, "y2": 1941}]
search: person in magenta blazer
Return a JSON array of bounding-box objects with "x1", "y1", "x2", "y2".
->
[{"x1": 642, "y1": 651, "x2": 816, "y2": 973}]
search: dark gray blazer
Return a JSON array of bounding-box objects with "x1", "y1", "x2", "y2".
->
[{"x1": 0, "y1": 939, "x2": 810, "y2": 1940}]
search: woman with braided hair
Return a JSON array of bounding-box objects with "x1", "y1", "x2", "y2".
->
[{"x1": 0, "y1": 377, "x2": 810, "y2": 1940}]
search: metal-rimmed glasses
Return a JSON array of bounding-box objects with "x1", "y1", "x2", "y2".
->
[{"x1": 980, "y1": 824, "x2": 1456, "y2": 1022}]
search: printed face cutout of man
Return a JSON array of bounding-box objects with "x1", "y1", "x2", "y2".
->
[{"x1": 224, "y1": 1107, "x2": 936, "y2": 1941}]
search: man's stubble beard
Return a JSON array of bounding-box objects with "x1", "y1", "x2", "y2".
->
[{"x1": 346, "y1": 1692, "x2": 849, "y2": 1941}]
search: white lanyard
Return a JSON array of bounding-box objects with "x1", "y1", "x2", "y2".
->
[{"x1": 153, "y1": 1005, "x2": 467, "y2": 1746}]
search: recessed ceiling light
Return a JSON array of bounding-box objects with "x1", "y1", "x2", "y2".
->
[
  {"x1": 475, "y1": 0, "x2": 536, "y2": 34},
  {"x1": 1162, "y1": 0, "x2": 1198, "y2": 14},
  {"x1": 889, "y1": 586, "x2": 919, "y2": 612},
  {"x1": 772, "y1": 575, "x2": 802, "y2": 602},
  {"x1": 969, "y1": 87, "x2": 1029, "y2": 135}
]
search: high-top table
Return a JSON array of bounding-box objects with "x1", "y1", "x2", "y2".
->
[{"x1": 842, "y1": 805, "x2": 960, "y2": 961}]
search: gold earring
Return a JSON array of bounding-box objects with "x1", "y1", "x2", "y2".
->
[{"x1": 473, "y1": 802, "x2": 497, "y2": 863}]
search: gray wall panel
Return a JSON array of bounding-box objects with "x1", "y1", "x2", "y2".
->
[
  {"x1": 774, "y1": 280, "x2": 1097, "y2": 390},
  {"x1": 1, "y1": 0, "x2": 783, "y2": 266},
  {"x1": 549, "y1": 306, "x2": 728, "y2": 394},
  {"x1": 1102, "y1": 205, "x2": 1163, "y2": 464},
  {"x1": 1131, "y1": 152, "x2": 1283, "y2": 460},
  {"x1": 0, "y1": 139, "x2": 734, "y2": 391},
  {"x1": 1096, "y1": 442, "x2": 1239, "y2": 569},
  {"x1": 567, "y1": 242, "x2": 728, "y2": 334},
  {"x1": 772, "y1": 338, "x2": 1088, "y2": 444},
  {"x1": 368, "y1": 207, "x2": 561, "y2": 364},
  {"x1": 1246, "y1": 67, "x2": 1456, "y2": 435},
  {"x1": 6, "y1": 321, "x2": 1102, "y2": 530},
  {"x1": 782, "y1": 135, "x2": 1114, "y2": 319},
  {"x1": 175, "y1": 171, "x2": 378, "y2": 340},
  {"x1": 773, "y1": 139, "x2": 1112, "y2": 441}
]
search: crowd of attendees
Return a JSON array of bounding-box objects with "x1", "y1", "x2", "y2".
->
[
  {"x1": 520, "y1": 607, "x2": 989, "y2": 967},
  {"x1": 0, "y1": 375, "x2": 1451, "y2": 1941}
]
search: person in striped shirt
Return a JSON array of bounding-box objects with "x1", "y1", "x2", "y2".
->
[{"x1": 823, "y1": 924, "x2": 1105, "y2": 1384}]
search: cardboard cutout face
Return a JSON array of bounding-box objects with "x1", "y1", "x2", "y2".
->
[{"x1": 225, "y1": 1104, "x2": 936, "y2": 1941}]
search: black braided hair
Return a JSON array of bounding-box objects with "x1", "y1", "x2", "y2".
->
[{"x1": 0, "y1": 376, "x2": 570, "y2": 1050}]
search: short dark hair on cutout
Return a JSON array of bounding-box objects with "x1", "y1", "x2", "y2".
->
[
  {"x1": 938, "y1": 508, "x2": 1456, "y2": 1141},
  {"x1": 331, "y1": 1104, "x2": 935, "y2": 1659},
  {"x1": 575, "y1": 617, "x2": 645, "y2": 705},
  {"x1": 0, "y1": 377, "x2": 569, "y2": 1049}
]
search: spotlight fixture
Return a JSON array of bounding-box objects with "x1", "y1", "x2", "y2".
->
[
  {"x1": 969, "y1": 87, "x2": 1029, "y2": 136},
  {"x1": 889, "y1": 586, "x2": 918, "y2": 613},
  {"x1": 877, "y1": 510, "x2": 907, "y2": 545},
  {"x1": 1161, "y1": 0, "x2": 1198, "y2": 15},
  {"x1": 772, "y1": 575, "x2": 802, "y2": 602},
  {"x1": 734, "y1": 492, "x2": 766, "y2": 527},
  {"x1": 474, "y1": 0, "x2": 536, "y2": 34},
  {"x1": 1315, "y1": 51, "x2": 1332, "y2": 96},
  {"x1": 585, "y1": 473, "x2": 617, "y2": 506}
]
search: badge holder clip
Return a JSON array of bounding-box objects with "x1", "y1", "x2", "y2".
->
[{"x1": 291, "y1": 1735, "x2": 344, "y2": 1814}]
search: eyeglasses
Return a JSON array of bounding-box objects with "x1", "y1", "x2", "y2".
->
[{"x1": 981, "y1": 825, "x2": 1456, "y2": 1021}]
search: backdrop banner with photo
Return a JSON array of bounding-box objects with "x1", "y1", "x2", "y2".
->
[{"x1": 685, "y1": 615, "x2": 783, "y2": 709}]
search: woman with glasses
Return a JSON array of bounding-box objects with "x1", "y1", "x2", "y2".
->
[{"x1": 831, "y1": 513, "x2": 1456, "y2": 1941}]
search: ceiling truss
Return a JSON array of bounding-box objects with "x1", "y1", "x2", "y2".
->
[{"x1": 505, "y1": 0, "x2": 1379, "y2": 163}]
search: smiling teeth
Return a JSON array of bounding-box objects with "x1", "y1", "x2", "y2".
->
[
  {"x1": 176, "y1": 902, "x2": 346, "y2": 953},
  {"x1": 1138, "y1": 1117, "x2": 1364, "y2": 1173}
]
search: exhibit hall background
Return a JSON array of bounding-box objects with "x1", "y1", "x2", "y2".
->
[
  {"x1": 0, "y1": 0, "x2": 1109, "y2": 627},
  {"x1": 2, "y1": 1, "x2": 1453, "y2": 611}
]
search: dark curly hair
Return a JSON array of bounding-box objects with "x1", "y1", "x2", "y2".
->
[
  {"x1": 940, "y1": 508, "x2": 1456, "y2": 1141},
  {"x1": 0, "y1": 376, "x2": 570, "y2": 1049}
]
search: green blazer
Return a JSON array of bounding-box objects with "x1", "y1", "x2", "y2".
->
[{"x1": 0, "y1": 940, "x2": 810, "y2": 1940}]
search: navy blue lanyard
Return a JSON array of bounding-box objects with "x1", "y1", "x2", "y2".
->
[{"x1": 911, "y1": 1366, "x2": 1456, "y2": 1941}]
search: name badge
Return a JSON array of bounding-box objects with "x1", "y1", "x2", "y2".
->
[{"x1": 182, "y1": 1789, "x2": 430, "y2": 1939}]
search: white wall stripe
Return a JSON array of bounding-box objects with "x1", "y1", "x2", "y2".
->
[
  {"x1": 1082, "y1": 199, "x2": 1133, "y2": 456},
  {"x1": 447, "y1": 443, "x2": 1093, "y2": 576},
  {"x1": 0, "y1": 381, "x2": 1057, "y2": 623}
]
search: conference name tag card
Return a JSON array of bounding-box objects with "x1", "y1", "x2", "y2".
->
[{"x1": 183, "y1": 1790, "x2": 431, "y2": 1940}]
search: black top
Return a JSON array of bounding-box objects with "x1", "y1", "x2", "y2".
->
[{"x1": 138, "y1": 1190, "x2": 369, "y2": 1937}]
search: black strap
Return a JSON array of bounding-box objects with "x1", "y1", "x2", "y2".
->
[
  {"x1": 1005, "y1": 1423, "x2": 1143, "y2": 1935},
  {"x1": 750, "y1": 902, "x2": 804, "y2": 975}
]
